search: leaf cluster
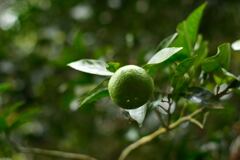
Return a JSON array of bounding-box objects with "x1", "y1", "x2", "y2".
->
[{"x1": 67, "y1": 3, "x2": 240, "y2": 127}]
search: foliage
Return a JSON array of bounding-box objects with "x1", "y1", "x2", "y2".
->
[
  {"x1": 1, "y1": 0, "x2": 240, "y2": 160},
  {"x1": 66, "y1": 3, "x2": 240, "y2": 159}
]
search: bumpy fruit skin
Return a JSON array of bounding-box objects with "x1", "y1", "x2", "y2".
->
[{"x1": 108, "y1": 65, "x2": 154, "y2": 109}]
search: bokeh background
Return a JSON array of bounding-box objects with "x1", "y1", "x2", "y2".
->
[{"x1": 0, "y1": 0, "x2": 240, "y2": 160}]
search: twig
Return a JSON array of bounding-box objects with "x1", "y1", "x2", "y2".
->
[
  {"x1": 166, "y1": 96, "x2": 172, "y2": 127},
  {"x1": 18, "y1": 146, "x2": 98, "y2": 160},
  {"x1": 214, "y1": 81, "x2": 235, "y2": 99},
  {"x1": 5, "y1": 134, "x2": 98, "y2": 160},
  {"x1": 215, "y1": 87, "x2": 229, "y2": 98},
  {"x1": 202, "y1": 111, "x2": 209, "y2": 127},
  {"x1": 118, "y1": 107, "x2": 205, "y2": 160},
  {"x1": 179, "y1": 103, "x2": 187, "y2": 118},
  {"x1": 189, "y1": 118, "x2": 203, "y2": 129}
]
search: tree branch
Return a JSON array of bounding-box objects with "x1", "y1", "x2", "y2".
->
[
  {"x1": 189, "y1": 118, "x2": 203, "y2": 129},
  {"x1": 5, "y1": 134, "x2": 98, "y2": 160},
  {"x1": 202, "y1": 111, "x2": 209, "y2": 127},
  {"x1": 18, "y1": 146, "x2": 98, "y2": 160},
  {"x1": 118, "y1": 107, "x2": 205, "y2": 160}
]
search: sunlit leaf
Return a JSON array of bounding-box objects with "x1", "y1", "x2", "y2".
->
[
  {"x1": 214, "y1": 83, "x2": 228, "y2": 95},
  {"x1": 147, "y1": 47, "x2": 182, "y2": 65},
  {"x1": 125, "y1": 104, "x2": 147, "y2": 127},
  {"x1": 213, "y1": 74, "x2": 223, "y2": 85},
  {"x1": 68, "y1": 59, "x2": 114, "y2": 76},
  {"x1": 185, "y1": 87, "x2": 214, "y2": 104},
  {"x1": 221, "y1": 68, "x2": 239, "y2": 81},
  {"x1": 152, "y1": 97, "x2": 175, "y2": 115}
]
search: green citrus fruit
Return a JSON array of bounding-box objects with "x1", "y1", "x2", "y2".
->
[{"x1": 108, "y1": 65, "x2": 154, "y2": 109}]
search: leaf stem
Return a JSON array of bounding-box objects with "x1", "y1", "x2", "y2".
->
[
  {"x1": 154, "y1": 108, "x2": 168, "y2": 128},
  {"x1": 189, "y1": 118, "x2": 203, "y2": 129}
]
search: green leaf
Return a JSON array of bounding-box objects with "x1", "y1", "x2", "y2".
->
[
  {"x1": 0, "y1": 83, "x2": 12, "y2": 93},
  {"x1": 0, "y1": 117, "x2": 7, "y2": 133},
  {"x1": 147, "y1": 47, "x2": 182, "y2": 65},
  {"x1": 154, "y1": 33, "x2": 178, "y2": 51},
  {"x1": 79, "y1": 79, "x2": 109, "y2": 108},
  {"x1": 214, "y1": 68, "x2": 240, "y2": 85},
  {"x1": 80, "y1": 88, "x2": 109, "y2": 107},
  {"x1": 68, "y1": 59, "x2": 114, "y2": 76},
  {"x1": 0, "y1": 102, "x2": 24, "y2": 132},
  {"x1": 201, "y1": 57, "x2": 219, "y2": 72},
  {"x1": 171, "y1": 3, "x2": 207, "y2": 57},
  {"x1": 202, "y1": 43, "x2": 231, "y2": 72},
  {"x1": 185, "y1": 87, "x2": 214, "y2": 105},
  {"x1": 213, "y1": 74, "x2": 224, "y2": 85},
  {"x1": 2, "y1": 102, "x2": 24, "y2": 118},
  {"x1": 217, "y1": 43, "x2": 231, "y2": 69},
  {"x1": 172, "y1": 75, "x2": 190, "y2": 99},
  {"x1": 107, "y1": 62, "x2": 120, "y2": 72},
  {"x1": 172, "y1": 58, "x2": 194, "y2": 98},
  {"x1": 175, "y1": 58, "x2": 194, "y2": 76},
  {"x1": 9, "y1": 108, "x2": 40, "y2": 131},
  {"x1": 193, "y1": 36, "x2": 208, "y2": 67}
]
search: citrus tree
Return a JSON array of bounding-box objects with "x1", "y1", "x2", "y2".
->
[
  {"x1": 67, "y1": 3, "x2": 240, "y2": 160},
  {"x1": 1, "y1": 2, "x2": 240, "y2": 160}
]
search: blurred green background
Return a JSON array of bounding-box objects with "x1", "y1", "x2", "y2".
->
[{"x1": 0, "y1": 0, "x2": 240, "y2": 160}]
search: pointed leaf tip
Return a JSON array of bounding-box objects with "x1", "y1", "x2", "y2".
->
[
  {"x1": 147, "y1": 47, "x2": 183, "y2": 65},
  {"x1": 68, "y1": 59, "x2": 114, "y2": 76},
  {"x1": 171, "y1": 3, "x2": 207, "y2": 56}
]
